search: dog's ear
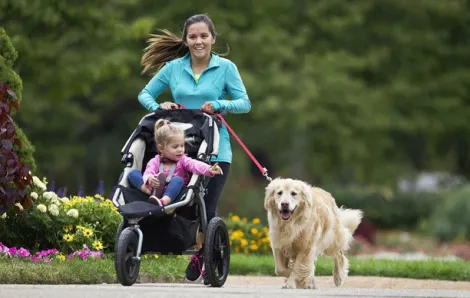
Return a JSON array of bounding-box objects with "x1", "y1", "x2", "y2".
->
[
  {"x1": 264, "y1": 182, "x2": 276, "y2": 211},
  {"x1": 298, "y1": 181, "x2": 313, "y2": 208}
]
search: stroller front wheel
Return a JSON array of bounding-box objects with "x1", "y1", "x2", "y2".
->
[
  {"x1": 204, "y1": 217, "x2": 231, "y2": 287},
  {"x1": 115, "y1": 228, "x2": 141, "y2": 286}
]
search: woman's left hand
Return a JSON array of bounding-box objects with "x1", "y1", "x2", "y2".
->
[{"x1": 201, "y1": 102, "x2": 215, "y2": 113}]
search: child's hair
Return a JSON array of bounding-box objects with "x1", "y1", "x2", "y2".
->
[{"x1": 154, "y1": 119, "x2": 184, "y2": 147}]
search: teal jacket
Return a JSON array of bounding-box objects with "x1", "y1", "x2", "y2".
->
[{"x1": 138, "y1": 52, "x2": 251, "y2": 163}]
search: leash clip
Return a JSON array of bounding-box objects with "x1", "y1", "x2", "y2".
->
[{"x1": 262, "y1": 168, "x2": 273, "y2": 182}]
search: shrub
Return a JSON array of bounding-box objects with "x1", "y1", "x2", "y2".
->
[
  {"x1": 428, "y1": 186, "x2": 470, "y2": 242},
  {"x1": 0, "y1": 27, "x2": 36, "y2": 173},
  {"x1": 0, "y1": 176, "x2": 122, "y2": 253},
  {"x1": 0, "y1": 81, "x2": 32, "y2": 214}
]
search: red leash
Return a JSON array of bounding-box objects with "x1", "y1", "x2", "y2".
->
[{"x1": 215, "y1": 114, "x2": 272, "y2": 182}]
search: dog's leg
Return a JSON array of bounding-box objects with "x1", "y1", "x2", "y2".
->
[
  {"x1": 284, "y1": 251, "x2": 316, "y2": 289},
  {"x1": 333, "y1": 251, "x2": 349, "y2": 287},
  {"x1": 273, "y1": 248, "x2": 291, "y2": 277}
]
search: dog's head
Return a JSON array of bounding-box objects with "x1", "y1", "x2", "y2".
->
[{"x1": 264, "y1": 178, "x2": 313, "y2": 221}]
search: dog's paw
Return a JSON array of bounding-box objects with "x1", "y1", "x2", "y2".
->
[
  {"x1": 334, "y1": 273, "x2": 345, "y2": 287},
  {"x1": 307, "y1": 278, "x2": 317, "y2": 289},
  {"x1": 282, "y1": 278, "x2": 297, "y2": 289}
]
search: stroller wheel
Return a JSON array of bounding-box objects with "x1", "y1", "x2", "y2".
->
[
  {"x1": 114, "y1": 219, "x2": 127, "y2": 254},
  {"x1": 115, "y1": 228, "x2": 141, "y2": 286},
  {"x1": 203, "y1": 217, "x2": 231, "y2": 287}
]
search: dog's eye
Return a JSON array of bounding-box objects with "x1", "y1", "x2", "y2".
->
[
  {"x1": 291, "y1": 191, "x2": 297, "y2": 196},
  {"x1": 277, "y1": 191, "x2": 283, "y2": 196}
]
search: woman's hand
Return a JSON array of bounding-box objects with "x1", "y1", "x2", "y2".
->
[
  {"x1": 160, "y1": 102, "x2": 178, "y2": 110},
  {"x1": 209, "y1": 163, "x2": 224, "y2": 175},
  {"x1": 148, "y1": 175, "x2": 161, "y2": 188},
  {"x1": 201, "y1": 102, "x2": 215, "y2": 113}
]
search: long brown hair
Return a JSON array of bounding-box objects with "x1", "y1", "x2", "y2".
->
[{"x1": 141, "y1": 14, "x2": 226, "y2": 75}]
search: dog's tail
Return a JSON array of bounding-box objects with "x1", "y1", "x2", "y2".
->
[{"x1": 339, "y1": 208, "x2": 363, "y2": 234}]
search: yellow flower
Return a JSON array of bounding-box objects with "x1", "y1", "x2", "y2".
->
[
  {"x1": 63, "y1": 234, "x2": 74, "y2": 242},
  {"x1": 83, "y1": 228, "x2": 94, "y2": 238},
  {"x1": 231, "y1": 215, "x2": 240, "y2": 221},
  {"x1": 240, "y1": 239, "x2": 248, "y2": 247},
  {"x1": 252, "y1": 218, "x2": 261, "y2": 224},
  {"x1": 234, "y1": 247, "x2": 240, "y2": 253},
  {"x1": 244, "y1": 248, "x2": 249, "y2": 254},
  {"x1": 153, "y1": 254, "x2": 159, "y2": 259},
  {"x1": 58, "y1": 254, "x2": 66, "y2": 261},
  {"x1": 250, "y1": 227, "x2": 259, "y2": 235},
  {"x1": 63, "y1": 225, "x2": 73, "y2": 233},
  {"x1": 250, "y1": 243, "x2": 259, "y2": 251},
  {"x1": 92, "y1": 240, "x2": 104, "y2": 250}
]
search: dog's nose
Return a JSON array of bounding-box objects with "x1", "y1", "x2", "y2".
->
[{"x1": 281, "y1": 202, "x2": 289, "y2": 209}]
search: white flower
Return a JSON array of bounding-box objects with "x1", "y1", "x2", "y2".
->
[
  {"x1": 30, "y1": 192, "x2": 38, "y2": 200},
  {"x1": 60, "y1": 197, "x2": 70, "y2": 204},
  {"x1": 14, "y1": 203, "x2": 24, "y2": 211},
  {"x1": 37, "y1": 204, "x2": 47, "y2": 213},
  {"x1": 32, "y1": 176, "x2": 47, "y2": 191},
  {"x1": 66, "y1": 209, "x2": 79, "y2": 218},
  {"x1": 48, "y1": 204, "x2": 59, "y2": 216},
  {"x1": 43, "y1": 191, "x2": 58, "y2": 201},
  {"x1": 0, "y1": 213, "x2": 7, "y2": 219},
  {"x1": 50, "y1": 197, "x2": 61, "y2": 205}
]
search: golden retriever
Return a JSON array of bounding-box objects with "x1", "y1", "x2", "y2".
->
[{"x1": 264, "y1": 178, "x2": 363, "y2": 289}]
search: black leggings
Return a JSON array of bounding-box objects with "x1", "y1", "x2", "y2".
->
[{"x1": 204, "y1": 162, "x2": 230, "y2": 223}]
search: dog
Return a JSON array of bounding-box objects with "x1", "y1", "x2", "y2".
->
[{"x1": 264, "y1": 178, "x2": 363, "y2": 289}]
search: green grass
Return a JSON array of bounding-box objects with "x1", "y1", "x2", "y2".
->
[{"x1": 0, "y1": 254, "x2": 468, "y2": 284}]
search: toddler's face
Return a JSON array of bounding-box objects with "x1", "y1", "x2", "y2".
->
[{"x1": 159, "y1": 135, "x2": 185, "y2": 161}]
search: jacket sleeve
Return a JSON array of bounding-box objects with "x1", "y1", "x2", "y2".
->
[
  {"x1": 210, "y1": 62, "x2": 251, "y2": 114},
  {"x1": 138, "y1": 63, "x2": 172, "y2": 112},
  {"x1": 182, "y1": 156, "x2": 215, "y2": 177},
  {"x1": 142, "y1": 156, "x2": 160, "y2": 184}
]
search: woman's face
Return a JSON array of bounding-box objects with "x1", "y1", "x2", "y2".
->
[{"x1": 185, "y1": 22, "x2": 215, "y2": 61}]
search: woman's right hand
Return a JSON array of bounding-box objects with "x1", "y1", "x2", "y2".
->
[{"x1": 159, "y1": 102, "x2": 178, "y2": 110}]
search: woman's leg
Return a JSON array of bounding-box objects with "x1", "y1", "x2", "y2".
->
[
  {"x1": 185, "y1": 162, "x2": 231, "y2": 282},
  {"x1": 127, "y1": 169, "x2": 150, "y2": 195},
  {"x1": 160, "y1": 176, "x2": 184, "y2": 205},
  {"x1": 204, "y1": 162, "x2": 231, "y2": 222}
]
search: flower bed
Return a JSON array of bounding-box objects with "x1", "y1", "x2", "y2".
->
[{"x1": 0, "y1": 176, "x2": 121, "y2": 254}]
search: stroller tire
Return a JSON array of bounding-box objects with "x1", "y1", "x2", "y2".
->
[
  {"x1": 114, "y1": 219, "x2": 127, "y2": 254},
  {"x1": 203, "y1": 217, "x2": 230, "y2": 287},
  {"x1": 115, "y1": 228, "x2": 140, "y2": 286}
]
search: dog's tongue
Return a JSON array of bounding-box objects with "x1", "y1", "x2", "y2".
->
[{"x1": 280, "y1": 210, "x2": 291, "y2": 220}]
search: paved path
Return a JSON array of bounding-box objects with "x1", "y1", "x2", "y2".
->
[{"x1": 1, "y1": 276, "x2": 469, "y2": 298}]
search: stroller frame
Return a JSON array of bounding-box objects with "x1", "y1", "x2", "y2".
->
[{"x1": 112, "y1": 109, "x2": 230, "y2": 287}]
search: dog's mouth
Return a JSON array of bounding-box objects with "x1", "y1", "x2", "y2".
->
[{"x1": 279, "y1": 207, "x2": 295, "y2": 220}]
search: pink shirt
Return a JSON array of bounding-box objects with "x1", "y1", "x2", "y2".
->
[{"x1": 142, "y1": 155, "x2": 214, "y2": 189}]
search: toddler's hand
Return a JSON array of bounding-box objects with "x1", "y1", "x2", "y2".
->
[
  {"x1": 148, "y1": 176, "x2": 160, "y2": 188},
  {"x1": 209, "y1": 163, "x2": 223, "y2": 175}
]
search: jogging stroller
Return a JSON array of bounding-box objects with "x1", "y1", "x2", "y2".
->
[{"x1": 111, "y1": 109, "x2": 230, "y2": 287}]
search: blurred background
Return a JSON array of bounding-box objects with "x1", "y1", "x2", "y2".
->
[{"x1": 2, "y1": 0, "x2": 470, "y2": 257}]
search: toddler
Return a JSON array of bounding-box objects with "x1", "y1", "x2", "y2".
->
[{"x1": 127, "y1": 119, "x2": 223, "y2": 206}]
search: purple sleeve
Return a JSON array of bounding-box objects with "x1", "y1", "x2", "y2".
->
[
  {"x1": 181, "y1": 156, "x2": 215, "y2": 177},
  {"x1": 142, "y1": 156, "x2": 160, "y2": 183}
]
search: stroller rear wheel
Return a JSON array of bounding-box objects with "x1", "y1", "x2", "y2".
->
[
  {"x1": 203, "y1": 217, "x2": 230, "y2": 287},
  {"x1": 115, "y1": 228, "x2": 141, "y2": 286}
]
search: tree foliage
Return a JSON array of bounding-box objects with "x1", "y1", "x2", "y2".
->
[{"x1": 1, "y1": 0, "x2": 469, "y2": 193}]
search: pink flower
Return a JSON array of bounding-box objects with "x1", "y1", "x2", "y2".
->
[
  {"x1": 31, "y1": 256, "x2": 41, "y2": 262},
  {"x1": 67, "y1": 254, "x2": 74, "y2": 260},
  {"x1": 43, "y1": 257, "x2": 51, "y2": 263},
  {"x1": 17, "y1": 248, "x2": 31, "y2": 257},
  {"x1": 8, "y1": 247, "x2": 17, "y2": 257}
]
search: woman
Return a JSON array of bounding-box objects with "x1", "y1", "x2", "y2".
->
[{"x1": 137, "y1": 14, "x2": 251, "y2": 283}]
